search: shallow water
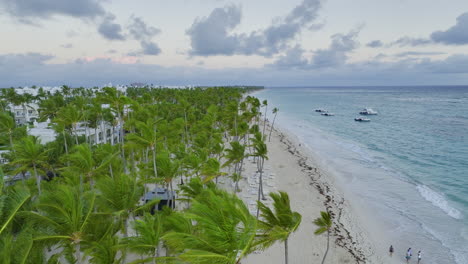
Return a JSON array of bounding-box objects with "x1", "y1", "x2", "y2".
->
[{"x1": 255, "y1": 86, "x2": 468, "y2": 264}]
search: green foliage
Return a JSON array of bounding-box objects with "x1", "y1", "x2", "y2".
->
[{"x1": 256, "y1": 191, "x2": 302, "y2": 248}]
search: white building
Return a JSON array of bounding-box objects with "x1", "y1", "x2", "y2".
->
[{"x1": 9, "y1": 103, "x2": 40, "y2": 125}]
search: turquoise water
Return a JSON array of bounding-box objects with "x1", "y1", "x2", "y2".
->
[{"x1": 255, "y1": 86, "x2": 468, "y2": 264}]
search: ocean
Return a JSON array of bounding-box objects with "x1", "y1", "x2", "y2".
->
[{"x1": 254, "y1": 86, "x2": 468, "y2": 264}]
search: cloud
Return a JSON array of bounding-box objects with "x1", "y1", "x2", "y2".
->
[
  {"x1": 1, "y1": 52, "x2": 468, "y2": 87},
  {"x1": 271, "y1": 45, "x2": 309, "y2": 69},
  {"x1": 128, "y1": 16, "x2": 161, "y2": 40},
  {"x1": 127, "y1": 16, "x2": 162, "y2": 56},
  {"x1": 395, "y1": 51, "x2": 445, "y2": 57},
  {"x1": 98, "y1": 15, "x2": 125, "y2": 41},
  {"x1": 61, "y1": 43, "x2": 73, "y2": 49},
  {"x1": 0, "y1": 0, "x2": 105, "y2": 22},
  {"x1": 311, "y1": 29, "x2": 360, "y2": 68},
  {"x1": 187, "y1": 0, "x2": 322, "y2": 56},
  {"x1": 390, "y1": 36, "x2": 431, "y2": 47},
  {"x1": 367, "y1": 40, "x2": 383, "y2": 48},
  {"x1": 140, "y1": 41, "x2": 161, "y2": 55},
  {"x1": 271, "y1": 29, "x2": 360, "y2": 69},
  {"x1": 430, "y1": 12, "x2": 468, "y2": 45},
  {"x1": 186, "y1": 5, "x2": 241, "y2": 56}
]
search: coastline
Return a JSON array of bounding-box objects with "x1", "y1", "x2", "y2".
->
[{"x1": 237, "y1": 121, "x2": 401, "y2": 264}]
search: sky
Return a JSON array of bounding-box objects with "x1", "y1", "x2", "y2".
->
[{"x1": 1, "y1": 0, "x2": 468, "y2": 87}]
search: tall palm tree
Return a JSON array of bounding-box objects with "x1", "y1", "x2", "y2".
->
[
  {"x1": 127, "y1": 119, "x2": 161, "y2": 180},
  {"x1": 10, "y1": 136, "x2": 48, "y2": 195},
  {"x1": 121, "y1": 213, "x2": 165, "y2": 263},
  {"x1": 25, "y1": 184, "x2": 97, "y2": 263},
  {"x1": 0, "y1": 176, "x2": 31, "y2": 236},
  {"x1": 261, "y1": 100, "x2": 268, "y2": 136},
  {"x1": 251, "y1": 132, "x2": 268, "y2": 214},
  {"x1": 256, "y1": 191, "x2": 302, "y2": 264},
  {"x1": 163, "y1": 187, "x2": 258, "y2": 264},
  {"x1": 223, "y1": 141, "x2": 246, "y2": 192},
  {"x1": 314, "y1": 211, "x2": 333, "y2": 264},
  {"x1": 95, "y1": 173, "x2": 144, "y2": 238},
  {"x1": 268, "y1": 107, "x2": 279, "y2": 142},
  {"x1": 0, "y1": 111, "x2": 16, "y2": 151}
]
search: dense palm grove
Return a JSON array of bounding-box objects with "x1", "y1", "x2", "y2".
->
[{"x1": 0, "y1": 86, "x2": 329, "y2": 264}]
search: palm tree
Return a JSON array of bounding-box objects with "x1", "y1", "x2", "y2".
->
[
  {"x1": 251, "y1": 132, "x2": 268, "y2": 214},
  {"x1": 256, "y1": 191, "x2": 302, "y2": 264},
  {"x1": 261, "y1": 100, "x2": 268, "y2": 136},
  {"x1": 223, "y1": 141, "x2": 246, "y2": 192},
  {"x1": 126, "y1": 119, "x2": 161, "y2": 180},
  {"x1": 121, "y1": 213, "x2": 165, "y2": 263},
  {"x1": 25, "y1": 184, "x2": 97, "y2": 263},
  {"x1": 95, "y1": 173, "x2": 144, "y2": 238},
  {"x1": 201, "y1": 158, "x2": 225, "y2": 184},
  {"x1": 0, "y1": 175, "x2": 31, "y2": 236},
  {"x1": 268, "y1": 107, "x2": 279, "y2": 142},
  {"x1": 0, "y1": 111, "x2": 16, "y2": 151},
  {"x1": 314, "y1": 211, "x2": 333, "y2": 264},
  {"x1": 10, "y1": 136, "x2": 48, "y2": 195},
  {"x1": 163, "y1": 187, "x2": 258, "y2": 264}
]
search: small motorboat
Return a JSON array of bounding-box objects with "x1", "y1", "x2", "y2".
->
[
  {"x1": 321, "y1": 112, "x2": 334, "y2": 116},
  {"x1": 359, "y1": 108, "x2": 378, "y2": 115},
  {"x1": 315, "y1": 109, "x2": 326, "y2": 112},
  {"x1": 354, "y1": 117, "x2": 370, "y2": 122}
]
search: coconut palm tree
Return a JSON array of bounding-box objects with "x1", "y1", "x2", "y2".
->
[
  {"x1": 0, "y1": 176, "x2": 31, "y2": 236},
  {"x1": 268, "y1": 107, "x2": 279, "y2": 142},
  {"x1": 25, "y1": 184, "x2": 96, "y2": 263},
  {"x1": 0, "y1": 111, "x2": 16, "y2": 151},
  {"x1": 95, "y1": 173, "x2": 144, "y2": 238},
  {"x1": 121, "y1": 213, "x2": 165, "y2": 263},
  {"x1": 163, "y1": 187, "x2": 258, "y2": 264},
  {"x1": 314, "y1": 211, "x2": 333, "y2": 264},
  {"x1": 251, "y1": 132, "x2": 268, "y2": 214},
  {"x1": 261, "y1": 100, "x2": 268, "y2": 136},
  {"x1": 10, "y1": 136, "x2": 48, "y2": 195},
  {"x1": 223, "y1": 141, "x2": 246, "y2": 192},
  {"x1": 256, "y1": 191, "x2": 302, "y2": 264}
]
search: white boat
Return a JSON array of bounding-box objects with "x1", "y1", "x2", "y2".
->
[
  {"x1": 359, "y1": 108, "x2": 378, "y2": 115},
  {"x1": 321, "y1": 112, "x2": 334, "y2": 116},
  {"x1": 354, "y1": 117, "x2": 370, "y2": 122},
  {"x1": 315, "y1": 108, "x2": 326, "y2": 112}
]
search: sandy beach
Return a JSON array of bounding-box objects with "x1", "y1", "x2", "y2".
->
[{"x1": 229, "y1": 122, "x2": 403, "y2": 264}]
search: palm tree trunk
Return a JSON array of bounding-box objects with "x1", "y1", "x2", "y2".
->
[
  {"x1": 262, "y1": 106, "x2": 267, "y2": 136},
  {"x1": 285, "y1": 238, "x2": 289, "y2": 264},
  {"x1": 8, "y1": 133, "x2": 14, "y2": 152},
  {"x1": 321, "y1": 230, "x2": 330, "y2": 264},
  {"x1": 152, "y1": 147, "x2": 157, "y2": 179},
  {"x1": 74, "y1": 243, "x2": 81, "y2": 264},
  {"x1": 259, "y1": 157, "x2": 265, "y2": 200},
  {"x1": 268, "y1": 112, "x2": 277, "y2": 142},
  {"x1": 33, "y1": 163, "x2": 41, "y2": 195},
  {"x1": 100, "y1": 120, "x2": 106, "y2": 144}
]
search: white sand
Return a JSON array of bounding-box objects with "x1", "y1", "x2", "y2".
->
[{"x1": 233, "y1": 124, "x2": 403, "y2": 264}]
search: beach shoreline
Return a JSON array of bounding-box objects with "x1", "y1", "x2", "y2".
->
[{"x1": 237, "y1": 121, "x2": 401, "y2": 264}]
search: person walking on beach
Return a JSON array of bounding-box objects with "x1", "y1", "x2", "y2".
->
[
  {"x1": 406, "y1": 248, "x2": 412, "y2": 263},
  {"x1": 389, "y1": 245, "x2": 394, "y2": 257},
  {"x1": 417, "y1": 250, "x2": 422, "y2": 263}
]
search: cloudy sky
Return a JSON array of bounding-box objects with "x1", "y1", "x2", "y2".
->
[{"x1": 1, "y1": 0, "x2": 468, "y2": 87}]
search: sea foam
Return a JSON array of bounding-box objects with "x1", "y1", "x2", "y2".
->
[{"x1": 417, "y1": 185, "x2": 463, "y2": 220}]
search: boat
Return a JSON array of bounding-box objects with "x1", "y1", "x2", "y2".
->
[
  {"x1": 315, "y1": 109, "x2": 326, "y2": 112},
  {"x1": 321, "y1": 112, "x2": 334, "y2": 116},
  {"x1": 359, "y1": 108, "x2": 378, "y2": 115},
  {"x1": 354, "y1": 117, "x2": 370, "y2": 122}
]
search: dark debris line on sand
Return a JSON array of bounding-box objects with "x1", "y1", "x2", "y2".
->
[{"x1": 276, "y1": 129, "x2": 367, "y2": 264}]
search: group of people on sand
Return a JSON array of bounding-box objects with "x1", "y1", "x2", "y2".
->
[{"x1": 389, "y1": 245, "x2": 422, "y2": 263}]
